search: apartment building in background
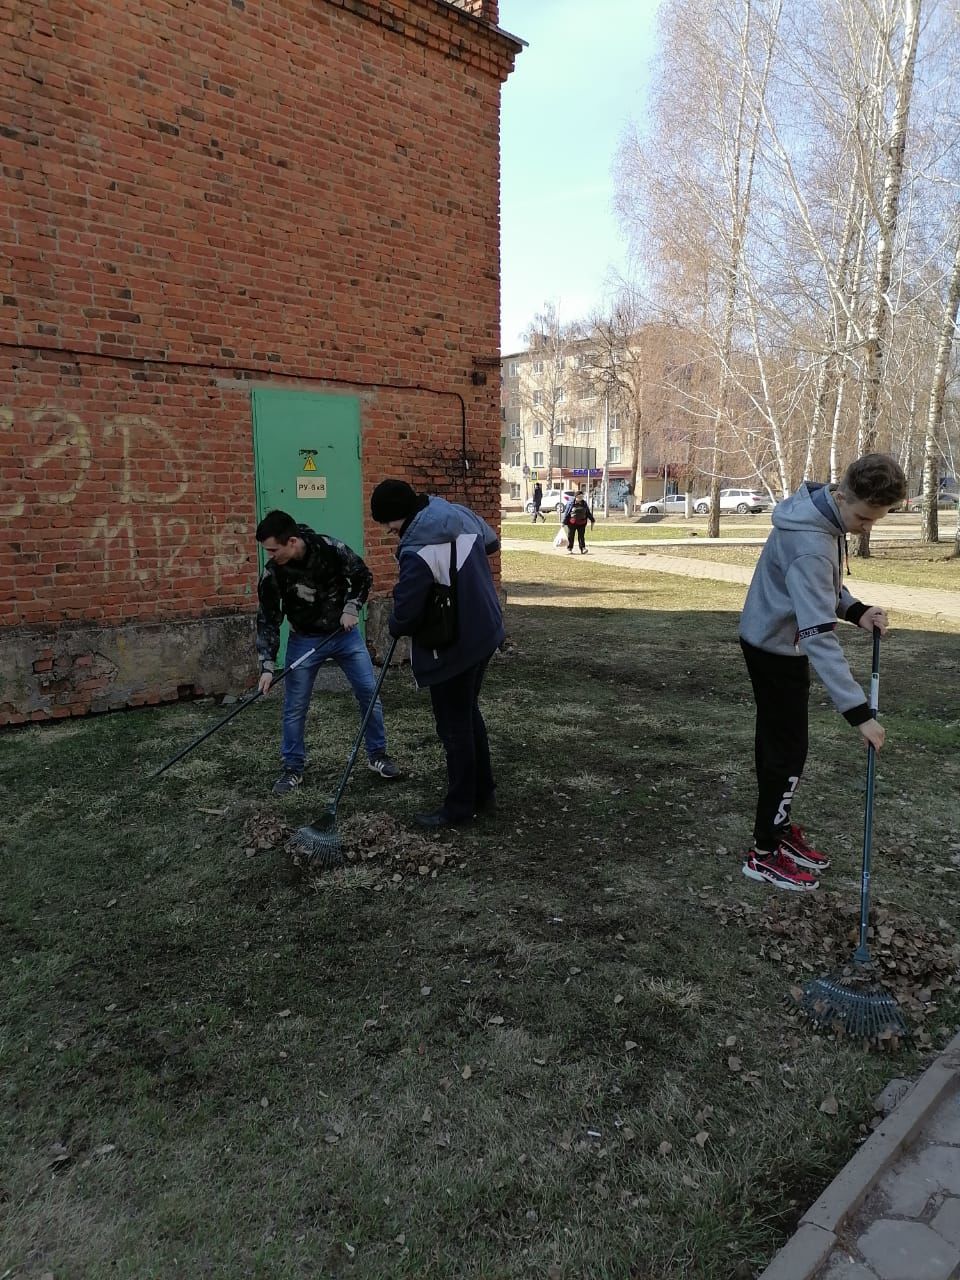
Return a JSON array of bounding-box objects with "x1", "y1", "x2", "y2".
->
[{"x1": 499, "y1": 340, "x2": 683, "y2": 510}]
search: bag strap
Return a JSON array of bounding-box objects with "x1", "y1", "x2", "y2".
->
[{"x1": 449, "y1": 538, "x2": 458, "y2": 588}]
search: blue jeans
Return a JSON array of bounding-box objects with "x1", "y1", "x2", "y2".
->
[{"x1": 280, "y1": 628, "x2": 387, "y2": 773}]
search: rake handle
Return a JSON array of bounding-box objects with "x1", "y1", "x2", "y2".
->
[
  {"x1": 327, "y1": 634, "x2": 400, "y2": 814},
  {"x1": 149, "y1": 644, "x2": 318, "y2": 779},
  {"x1": 853, "y1": 627, "x2": 881, "y2": 965}
]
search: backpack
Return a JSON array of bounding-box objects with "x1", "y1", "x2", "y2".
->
[{"x1": 414, "y1": 540, "x2": 458, "y2": 649}]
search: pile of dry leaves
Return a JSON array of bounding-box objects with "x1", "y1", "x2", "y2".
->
[
  {"x1": 333, "y1": 812, "x2": 463, "y2": 881},
  {"x1": 241, "y1": 810, "x2": 462, "y2": 884},
  {"x1": 704, "y1": 888, "x2": 960, "y2": 1029},
  {"x1": 242, "y1": 812, "x2": 291, "y2": 854}
]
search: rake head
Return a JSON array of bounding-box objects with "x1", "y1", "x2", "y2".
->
[
  {"x1": 287, "y1": 808, "x2": 347, "y2": 870},
  {"x1": 788, "y1": 970, "x2": 911, "y2": 1047}
]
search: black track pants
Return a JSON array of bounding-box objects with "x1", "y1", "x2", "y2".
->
[
  {"x1": 740, "y1": 638, "x2": 810, "y2": 851},
  {"x1": 428, "y1": 656, "x2": 495, "y2": 821}
]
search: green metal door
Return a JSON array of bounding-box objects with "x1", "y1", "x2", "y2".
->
[{"x1": 251, "y1": 388, "x2": 364, "y2": 660}]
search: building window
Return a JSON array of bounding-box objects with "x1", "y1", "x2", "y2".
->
[
  {"x1": 533, "y1": 390, "x2": 543, "y2": 406},
  {"x1": 510, "y1": 482, "x2": 521, "y2": 499},
  {"x1": 533, "y1": 451, "x2": 544, "y2": 467},
  {"x1": 556, "y1": 387, "x2": 565, "y2": 401},
  {"x1": 532, "y1": 359, "x2": 544, "y2": 374},
  {"x1": 577, "y1": 418, "x2": 594, "y2": 434},
  {"x1": 554, "y1": 419, "x2": 565, "y2": 438},
  {"x1": 532, "y1": 421, "x2": 543, "y2": 437},
  {"x1": 609, "y1": 413, "x2": 620, "y2": 431},
  {"x1": 509, "y1": 422, "x2": 521, "y2": 438},
  {"x1": 507, "y1": 361, "x2": 518, "y2": 377},
  {"x1": 608, "y1": 446, "x2": 622, "y2": 463},
  {"x1": 510, "y1": 452, "x2": 521, "y2": 468}
]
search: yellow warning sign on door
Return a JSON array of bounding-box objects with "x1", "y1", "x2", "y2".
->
[{"x1": 302, "y1": 455, "x2": 317, "y2": 472}]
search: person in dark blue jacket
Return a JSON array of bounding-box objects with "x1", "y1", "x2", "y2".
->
[{"x1": 370, "y1": 480, "x2": 505, "y2": 829}]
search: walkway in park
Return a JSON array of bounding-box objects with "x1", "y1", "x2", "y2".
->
[
  {"x1": 759, "y1": 1031, "x2": 960, "y2": 1280},
  {"x1": 500, "y1": 536, "x2": 960, "y2": 623}
]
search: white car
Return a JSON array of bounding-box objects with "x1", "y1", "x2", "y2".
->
[
  {"x1": 525, "y1": 488, "x2": 575, "y2": 514},
  {"x1": 694, "y1": 488, "x2": 770, "y2": 515},
  {"x1": 639, "y1": 493, "x2": 690, "y2": 515}
]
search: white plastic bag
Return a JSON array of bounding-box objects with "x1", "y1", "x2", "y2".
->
[{"x1": 553, "y1": 528, "x2": 567, "y2": 548}]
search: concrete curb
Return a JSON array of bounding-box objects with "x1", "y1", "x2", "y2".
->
[{"x1": 757, "y1": 1030, "x2": 960, "y2": 1280}]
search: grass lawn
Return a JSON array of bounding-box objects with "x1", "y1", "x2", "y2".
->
[
  {"x1": 638, "y1": 541, "x2": 960, "y2": 593},
  {"x1": 3, "y1": 552, "x2": 960, "y2": 1278}
]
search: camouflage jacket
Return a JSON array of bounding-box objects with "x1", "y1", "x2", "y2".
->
[{"x1": 256, "y1": 526, "x2": 372, "y2": 672}]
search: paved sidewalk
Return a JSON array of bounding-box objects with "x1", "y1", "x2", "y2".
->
[
  {"x1": 500, "y1": 539, "x2": 960, "y2": 622},
  {"x1": 760, "y1": 1033, "x2": 960, "y2": 1280}
]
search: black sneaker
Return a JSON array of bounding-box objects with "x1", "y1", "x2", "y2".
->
[
  {"x1": 272, "y1": 768, "x2": 303, "y2": 797},
  {"x1": 368, "y1": 753, "x2": 402, "y2": 780}
]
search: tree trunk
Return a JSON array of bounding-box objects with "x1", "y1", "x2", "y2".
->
[
  {"x1": 920, "y1": 216, "x2": 960, "y2": 545},
  {"x1": 854, "y1": 0, "x2": 921, "y2": 557}
]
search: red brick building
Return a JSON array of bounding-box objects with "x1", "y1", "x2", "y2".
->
[{"x1": 0, "y1": 0, "x2": 520, "y2": 723}]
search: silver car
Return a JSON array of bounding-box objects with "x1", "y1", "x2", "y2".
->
[{"x1": 639, "y1": 493, "x2": 690, "y2": 515}]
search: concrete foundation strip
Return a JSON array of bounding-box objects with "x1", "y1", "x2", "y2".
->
[{"x1": 758, "y1": 1029, "x2": 960, "y2": 1280}]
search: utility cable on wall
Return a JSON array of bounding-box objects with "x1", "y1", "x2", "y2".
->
[{"x1": 0, "y1": 338, "x2": 471, "y2": 481}]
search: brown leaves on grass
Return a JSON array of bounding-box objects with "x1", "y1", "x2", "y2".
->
[
  {"x1": 242, "y1": 810, "x2": 460, "y2": 884},
  {"x1": 704, "y1": 888, "x2": 959, "y2": 1025},
  {"x1": 337, "y1": 813, "x2": 460, "y2": 881},
  {"x1": 242, "y1": 812, "x2": 291, "y2": 853}
]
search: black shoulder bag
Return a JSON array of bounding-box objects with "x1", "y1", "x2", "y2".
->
[{"x1": 414, "y1": 539, "x2": 459, "y2": 650}]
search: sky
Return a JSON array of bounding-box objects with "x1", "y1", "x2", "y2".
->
[{"x1": 498, "y1": 0, "x2": 663, "y2": 354}]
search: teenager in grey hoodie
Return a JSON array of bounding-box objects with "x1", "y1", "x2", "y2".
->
[{"x1": 738, "y1": 453, "x2": 906, "y2": 892}]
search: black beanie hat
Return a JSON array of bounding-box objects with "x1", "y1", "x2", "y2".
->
[{"x1": 370, "y1": 479, "x2": 421, "y2": 524}]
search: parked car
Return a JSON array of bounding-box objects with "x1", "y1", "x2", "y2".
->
[
  {"x1": 694, "y1": 488, "x2": 771, "y2": 515},
  {"x1": 904, "y1": 491, "x2": 959, "y2": 512},
  {"x1": 525, "y1": 488, "x2": 576, "y2": 515},
  {"x1": 639, "y1": 493, "x2": 690, "y2": 515}
]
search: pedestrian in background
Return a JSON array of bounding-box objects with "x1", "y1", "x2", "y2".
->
[
  {"x1": 562, "y1": 491, "x2": 594, "y2": 553},
  {"x1": 531, "y1": 481, "x2": 545, "y2": 523}
]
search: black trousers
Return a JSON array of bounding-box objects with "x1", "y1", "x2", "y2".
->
[
  {"x1": 566, "y1": 524, "x2": 586, "y2": 551},
  {"x1": 740, "y1": 638, "x2": 810, "y2": 851},
  {"x1": 428, "y1": 656, "x2": 495, "y2": 821}
]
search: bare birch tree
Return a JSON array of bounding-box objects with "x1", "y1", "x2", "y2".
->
[
  {"x1": 521, "y1": 304, "x2": 574, "y2": 490},
  {"x1": 919, "y1": 214, "x2": 960, "y2": 543}
]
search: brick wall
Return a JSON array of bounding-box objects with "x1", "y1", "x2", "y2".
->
[{"x1": 0, "y1": 0, "x2": 520, "y2": 722}]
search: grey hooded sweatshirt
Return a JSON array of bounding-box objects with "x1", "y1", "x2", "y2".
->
[{"x1": 739, "y1": 483, "x2": 872, "y2": 725}]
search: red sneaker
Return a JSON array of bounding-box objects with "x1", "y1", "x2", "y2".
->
[
  {"x1": 780, "y1": 824, "x2": 831, "y2": 871},
  {"x1": 742, "y1": 848, "x2": 819, "y2": 892}
]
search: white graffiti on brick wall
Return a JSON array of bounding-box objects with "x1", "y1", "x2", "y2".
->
[{"x1": 0, "y1": 406, "x2": 250, "y2": 589}]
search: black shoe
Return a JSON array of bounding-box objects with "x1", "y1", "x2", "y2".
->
[
  {"x1": 368, "y1": 753, "x2": 402, "y2": 780},
  {"x1": 272, "y1": 768, "x2": 303, "y2": 796},
  {"x1": 475, "y1": 794, "x2": 496, "y2": 816},
  {"x1": 413, "y1": 810, "x2": 473, "y2": 829}
]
